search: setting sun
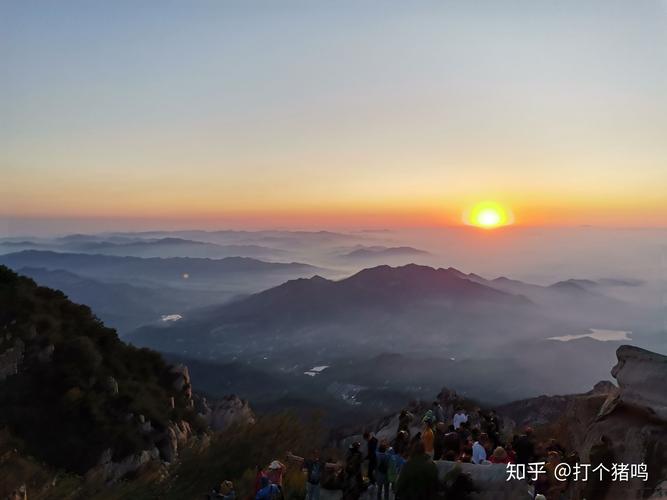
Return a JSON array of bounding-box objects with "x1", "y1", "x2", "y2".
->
[{"x1": 464, "y1": 201, "x2": 513, "y2": 229}]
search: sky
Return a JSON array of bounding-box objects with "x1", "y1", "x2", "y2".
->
[{"x1": 2, "y1": 0, "x2": 666, "y2": 233}]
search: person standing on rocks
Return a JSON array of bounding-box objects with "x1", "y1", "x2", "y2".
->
[
  {"x1": 395, "y1": 441, "x2": 438, "y2": 500},
  {"x1": 514, "y1": 427, "x2": 536, "y2": 465},
  {"x1": 392, "y1": 429, "x2": 409, "y2": 456},
  {"x1": 266, "y1": 460, "x2": 286, "y2": 488},
  {"x1": 421, "y1": 421, "x2": 435, "y2": 459},
  {"x1": 471, "y1": 430, "x2": 488, "y2": 464},
  {"x1": 343, "y1": 442, "x2": 364, "y2": 500},
  {"x1": 398, "y1": 409, "x2": 413, "y2": 435},
  {"x1": 432, "y1": 400, "x2": 445, "y2": 424},
  {"x1": 453, "y1": 408, "x2": 468, "y2": 430},
  {"x1": 364, "y1": 431, "x2": 379, "y2": 485},
  {"x1": 433, "y1": 422, "x2": 448, "y2": 460},
  {"x1": 255, "y1": 476, "x2": 281, "y2": 500},
  {"x1": 375, "y1": 442, "x2": 391, "y2": 500},
  {"x1": 287, "y1": 449, "x2": 339, "y2": 500}
]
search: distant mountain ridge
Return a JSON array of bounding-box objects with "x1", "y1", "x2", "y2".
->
[
  {"x1": 0, "y1": 236, "x2": 289, "y2": 259},
  {"x1": 0, "y1": 250, "x2": 322, "y2": 289}
]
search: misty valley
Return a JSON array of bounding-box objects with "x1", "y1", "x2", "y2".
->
[{"x1": 1, "y1": 228, "x2": 663, "y2": 427}]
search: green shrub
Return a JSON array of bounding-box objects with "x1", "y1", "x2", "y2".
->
[{"x1": 0, "y1": 266, "x2": 196, "y2": 473}]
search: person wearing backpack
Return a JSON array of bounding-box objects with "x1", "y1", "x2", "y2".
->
[
  {"x1": 255, "y1": 476, "x2": 282, "y2": 500},
  {"x1": 375, "y1": 442, "x2": 390, "y2": 500},
  {"x1": 287, "y1": 449, "x2": 339, "y2": 500},
  {"x1": 387, "y1": 447, "x2": 406, "y2": 494}
]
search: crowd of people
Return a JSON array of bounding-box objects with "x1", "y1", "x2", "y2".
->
[
  {"x1": 210, "y1": 400, "x2": 606, "y2": 500},
  {"x1": 337, "y1": 401, "x2": 588, "y2": 500}
]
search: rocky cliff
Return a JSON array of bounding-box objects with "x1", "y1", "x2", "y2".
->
[
  {"x1": 0, "y1": 266, "x2": 206, "y2": 487},
  {"x1": 196, "y1": 394, "x2": 256, "y2": 431}
]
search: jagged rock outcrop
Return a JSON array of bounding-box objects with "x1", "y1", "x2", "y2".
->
[
  {"x1": 171, "y1": 364, "x2": 193, "y2": 405},
  {"x1": 86, "y1": 447, "x2": 160, "y2": 484},
  {"x1": 36, "y1": 343, "x2": 54, "y2": 363},
  {"x1": 609, "y1": 345, "x2": 667, "y2": 422},
  {"x1": 196, "y1": 394, "x2": 255, "y2": 431},
  {"x1": 0, "y1": 338, "x2": 24, "y2": 381},
  {"x1": 0, "y1": 266, "x2": 215, "y2": 486},
  {"x1": 159, "y1": 420, "x2": 194, "y2": 463}
]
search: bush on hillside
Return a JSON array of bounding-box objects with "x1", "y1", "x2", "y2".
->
[{"x1": 0, "y1": 265, "x2": 197, "y2": 473}]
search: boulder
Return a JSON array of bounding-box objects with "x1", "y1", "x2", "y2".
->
[
  {"x1": 198, "y1": 395, "x2": 255, "y2": 431},
  {"x1": 610, "y1": 345, "x2": 667, "y2": 422},
  {"x1": 103, "y1": 375, "x2": 119, "y2": 395},
  {"x1": 87, "y1": 446, "x2": 160, "y2": 484},
  {"x1": 36, "y1": 344, "x2": 54, "y2": 363},
  {"x1": 170, "y1": 364, "x2": 193, "y2": 404},
  {"x1": 0, "y1": 341, "x2": 24, "y2": 381},
  {"x1": 159, "y1": 420, "x2": 193, "y2": 463},
  {"x1": 436, "y1": 461, "x2": 531, "y2": 500}
]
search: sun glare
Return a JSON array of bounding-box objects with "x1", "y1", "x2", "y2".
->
[{"x1": 464, "y1": 201, "x2": 513, "y2": 229}]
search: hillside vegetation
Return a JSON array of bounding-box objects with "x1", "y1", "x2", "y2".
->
[{"x1": 0, "y1": 265, "x2": 202, "y2": 474}]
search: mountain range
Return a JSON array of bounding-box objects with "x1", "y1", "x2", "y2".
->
[
  {"x1": 125, "y1": 262, "x2": 646, "y2": 420},
  {"x1": 1, "y1": 236, "x2": 287, "y2": 260},
  {"x1": 0, "y1": 250, "x2": 323, "y2": 292}
]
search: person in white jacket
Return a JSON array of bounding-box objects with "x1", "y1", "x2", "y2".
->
[{"x1": 453, "y1": 408, "x2": 468, "y2": 430}]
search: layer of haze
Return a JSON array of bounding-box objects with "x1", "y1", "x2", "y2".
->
[{"x1": 2, "y1": 0, "x2": 667, "y2": 229}]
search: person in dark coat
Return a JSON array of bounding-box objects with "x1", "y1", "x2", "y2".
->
[
  {"x1": 364, "y1": 431, "x2": 379, "y2": 485},
  {"x1": 395, "y1": 441, "x2": 439, "y2": 500}
]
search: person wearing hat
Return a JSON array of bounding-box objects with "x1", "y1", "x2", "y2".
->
[
  {"x1": 266, "y1": 460, "x2": 286, "y2": 488},
  {"x1": 421, "y1": 421, "x2": 435, "y2": 459}
]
